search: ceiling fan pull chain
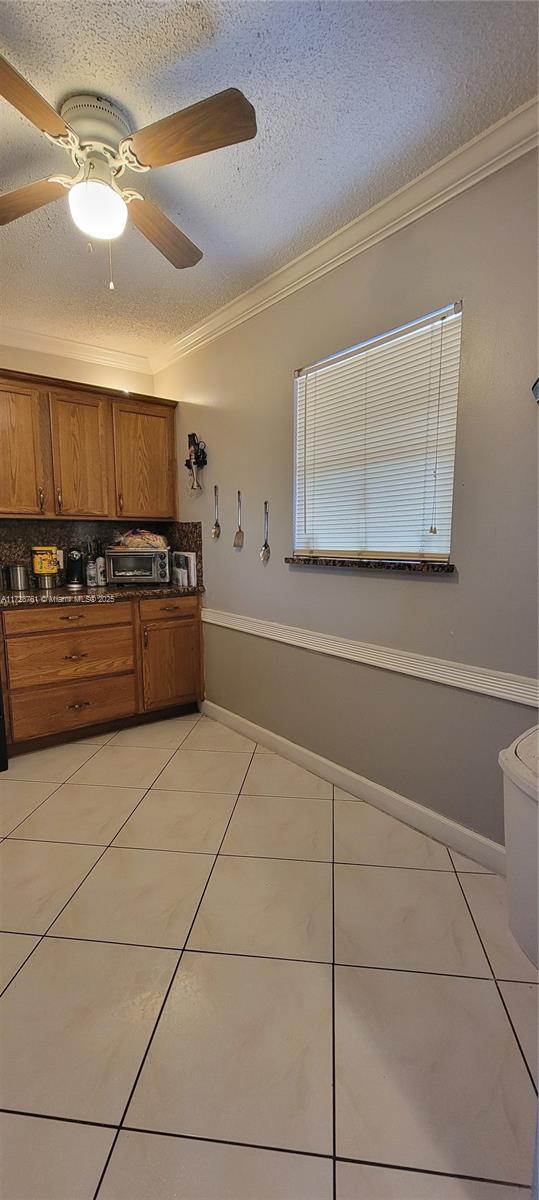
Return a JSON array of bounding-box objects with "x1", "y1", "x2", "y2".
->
[{"x1": 108, "y1": 240, "x2": 115, "y2": 291}]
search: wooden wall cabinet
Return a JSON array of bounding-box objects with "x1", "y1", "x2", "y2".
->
[
  {"x1": 1, "y1": 595, "x2": 202, "y2": 746},
  {"x1": 0, "y1": 370, "x2": 178, "y2": 521},
  {"x1": 0, "y1": 380, "x2": 54, "y2": 516},
  {"x1": 112, "y1": 399, "x2": 176, "y2": 519},
  {"x1": 49, "y1": 390, "x2": 114, "y2": 517}
]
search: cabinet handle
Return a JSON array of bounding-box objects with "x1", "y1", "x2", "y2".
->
[
  {"x1": 66, "y1": 700, "x2": 90, "y2": 711},
  {"x1": 118, "y1": 492, "x2": 124, "y2": 513},
  {"x1": 60, "y1": 614, "x2": 83, "y2": 621},
  {"x1": 63, "y1": 652, "x2": 88, "y2": 661},
  {"x1": 57, "y1": 488, "x2": 63, "y2": 511},
  {"x1": 143, "y1": 629, "x2": 148, "y2": 648},
  {"x1": 38, "y1": 488, "x2": 45, "y2": 512}
]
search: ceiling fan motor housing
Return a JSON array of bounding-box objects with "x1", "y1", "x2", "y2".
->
[{"x1": 60, "y1": 94, "x2": 131, "y2": 151}]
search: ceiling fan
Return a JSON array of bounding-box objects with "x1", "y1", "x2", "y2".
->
[{"x1": 0, "y1": 54, "x2": 257, "y2": 267}]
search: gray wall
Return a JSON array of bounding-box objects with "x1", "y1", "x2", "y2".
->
[
  {"x1": 203, "y1": 624, "x2": 535, "y2": 845},
  {"x1": 155, "y1": 153, "x2": 538, "y2": 843}
]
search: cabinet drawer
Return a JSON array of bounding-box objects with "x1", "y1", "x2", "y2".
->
[
  {"x1": 3, "y1": 602, "x2": 131, "y2": 637},
  {"x1": 10, "y1": 674, "x2": 136, "y2": 741},
  {"x1": 139, "y1": 596, "x2": 198, "y2": 622},
  {"x1": 7, "y1": 625, "x2": 134, "y2": 689}
]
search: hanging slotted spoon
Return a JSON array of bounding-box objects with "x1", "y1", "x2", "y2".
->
[
  {"x1": 260, "y1": 500, "x2": 270, "y2": 562},
  {"x1": 211, "y1": 484, "x2": 221, "y2": 539},
  {"x1": 233, "y1": 490, "x2": 244, "y2": 548}
]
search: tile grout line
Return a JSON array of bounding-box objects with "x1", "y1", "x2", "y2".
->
[
  {"x1": 4, "y1": 833, "x2": 475, "y2": 871},
  {"x1": 91, "y1": 742, "x2": 258, "y2": 1200},
  {"x1": 334, "y1": 1154, "x2": 531, "y2": 1189},
  {"x1": 0, "y1": 731, "x2": 201, "y2": 1000},
  {"x1": 331, "y1": 782, "x2": 337, "y2": 1200},
  {"x1": 0, "y1": 1110, "x2": 530, "y2": 1189},
  {"x1": 448, "y1": 857, "x2": 538, "y2": 1095},
  {"x1": 1, "y1": 928, "x2": 521, "y2": 980}
]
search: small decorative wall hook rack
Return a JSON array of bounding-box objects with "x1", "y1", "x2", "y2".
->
[{"x1": 185, "y1": 433, "x2": 207, "y2": 490}]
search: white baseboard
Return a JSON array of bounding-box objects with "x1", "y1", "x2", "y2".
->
[{"x1": 200, "y1": 699, "x2": 505, "y2": 875}]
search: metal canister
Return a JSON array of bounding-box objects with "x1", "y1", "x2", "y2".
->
[
  {"x1": 32, "y1": 546, "x2": 58, "y2": 575},
  {"x1": 8, "y1": 564, "x2": 29, "y2": 592}
]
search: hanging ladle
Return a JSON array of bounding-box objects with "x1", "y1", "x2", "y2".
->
[
  {"x1": 260, "y1": 500, "x2": 270, "y2": 562},
  {"x1": 211, "y1": 484, "x2": 221, "y2": 539}
]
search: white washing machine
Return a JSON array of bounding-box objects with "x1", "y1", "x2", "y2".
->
[{"x1": 499, "y1": 725, "x2": 538, "y2": 968}]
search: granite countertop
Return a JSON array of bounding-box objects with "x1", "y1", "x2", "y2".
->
[{"x1": 0, "y1": 584, "x2": 203, "y2": 611}]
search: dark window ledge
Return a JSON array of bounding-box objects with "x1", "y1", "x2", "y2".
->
[{"x1": 284, "y1": 556, "x2": 455, "y2": 574}]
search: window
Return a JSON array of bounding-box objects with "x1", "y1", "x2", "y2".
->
[{"x1": 293, "y1": 302, "x2": 462, "y2": 563}]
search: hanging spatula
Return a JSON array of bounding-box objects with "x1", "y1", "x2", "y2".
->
[{"x1": 233, "y1": 491, "x2": 244, "y2": 548}]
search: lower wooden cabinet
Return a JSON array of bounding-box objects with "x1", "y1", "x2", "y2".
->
[
  {"x1": 142, "y1": 619, "x2": 200, "y2": 711},
  {"x1": 1, "y1": 595, "x2": 202, "y2": 746}
]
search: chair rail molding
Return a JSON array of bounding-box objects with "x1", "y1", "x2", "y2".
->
[
  {"x1": 202, "y1": 608, "x2": 539, "y2": 708},
  {"x1": 151, "y1": 97, "x2": 538, "y2": 372}
]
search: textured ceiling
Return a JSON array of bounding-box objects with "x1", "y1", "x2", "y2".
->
[{"x1": 0, "y1": 0, "x2": 537, "y2": 357}]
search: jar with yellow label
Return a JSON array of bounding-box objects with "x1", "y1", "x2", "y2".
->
[{"x1": 32, "y1": 546, "x2": 58, "y2": 575}]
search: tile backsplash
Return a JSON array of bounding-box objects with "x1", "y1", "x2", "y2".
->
[{"x1": 0, "y1": 519, "x2": 203, "y2": 586}]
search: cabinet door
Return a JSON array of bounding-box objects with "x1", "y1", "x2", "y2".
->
[
  {"x1": 0, "y1": 382, "x2": 53, "y2": 515},
  {"x1": 112, "y1": 400, "x2": 176, "y2": 519},
  {"x1": 142, "y1": 619, "x2": 199, "y2": 710},
  {"x1": 49, "y1": 390, "x2": 113, "y2": 517}
]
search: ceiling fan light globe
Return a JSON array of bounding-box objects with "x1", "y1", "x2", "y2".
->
[{"x1": 68, "y1": 180, "x2": 127, "y2": 240}]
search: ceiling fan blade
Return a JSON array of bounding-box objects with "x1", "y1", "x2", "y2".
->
[
  {"x1": 0, "y1": 178, "x2": 67, "y2": 225},
  {"x1": 127, "y1": 197, "x2": 202, "y2": 268},
  {"x1": 0, "y1": 55, "x2": 69, "y2": 138},
  {"x1": 126, "y1": 88, "x2": 256, "y2": 168}
]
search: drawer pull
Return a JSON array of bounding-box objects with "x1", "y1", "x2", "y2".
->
[
  {"x1": 59, "y1": 614, "x2": 84, "y2": 621},
  {"x1": 38, "y1": 487, "x2": 45, "y2": 512},
  {"x1": 63, "y1": 652, "x2": 88, "y2": 661},
  {"x1": 161, "y1": 604, "x2": 180, "y2": 612},
  {"x1": 66, "y1": 700, "x2": 91, "y2": 711}
]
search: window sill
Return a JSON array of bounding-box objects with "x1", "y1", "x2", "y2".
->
[{"x1": 284, "y1": 556, "x2": 455, "y2": 574}]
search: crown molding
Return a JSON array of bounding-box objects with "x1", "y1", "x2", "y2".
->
[
  {"x1": 151, "y1": 97, "x2": 538, "y2": 374},
  {"x1": 0, "y1": 326, "x2": 152, "y2": 376},
  {"x1": 202, "y1": 607, "x2": 539, "y2": 708},
  {"x1": 1, "y1": 99, "x2": 535, "y2": 380}
]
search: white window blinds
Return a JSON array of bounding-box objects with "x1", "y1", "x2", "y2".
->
[{"x1": 293, "y1": 303, "x2": 462, "y2": 562}]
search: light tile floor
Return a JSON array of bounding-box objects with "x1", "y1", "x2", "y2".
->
[{"x1": 0, "y1": 715, "x2": 536, "y2": 1200}]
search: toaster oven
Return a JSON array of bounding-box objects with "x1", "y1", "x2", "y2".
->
[{"x1": 105, "y1": 547, "x2": 170, "y2": 585}]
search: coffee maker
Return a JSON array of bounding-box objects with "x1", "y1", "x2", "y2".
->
[{"x1": 65, "y1": 546, "x2": 84, "y2": 591}]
